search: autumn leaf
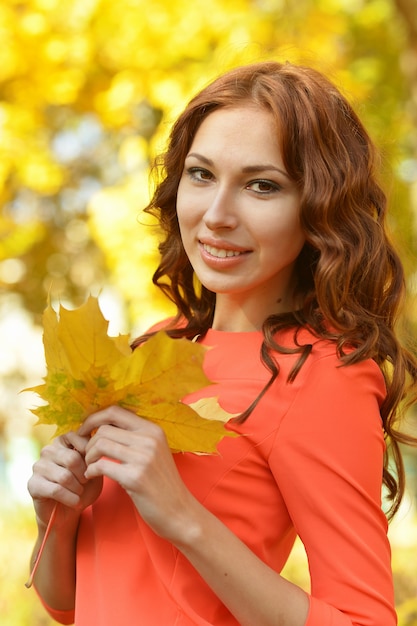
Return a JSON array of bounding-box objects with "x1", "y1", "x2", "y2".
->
[{"x1": 26, "y1": 296, "x2": 237, "y2": 453}]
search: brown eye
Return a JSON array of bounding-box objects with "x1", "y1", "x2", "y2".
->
[
  {"x1": 248, "y1": 179, "x2": 281, "y2": 194},
  {"x1": 187, "y1": 167, "x2": 214, "y2": 182}
]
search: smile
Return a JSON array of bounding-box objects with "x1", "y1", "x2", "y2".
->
[{"x1": 202, "y1": 244, "x2": 245, "y2": 258}]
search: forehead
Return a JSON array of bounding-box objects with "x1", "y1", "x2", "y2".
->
[
  {"x1": 189, "y1": 106, "x2": 282, "y2": 159},
  {"x1": 193, "y1": 105, "x2": 276, "y2": 135}
]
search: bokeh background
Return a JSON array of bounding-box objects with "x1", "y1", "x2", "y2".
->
[{"x1": 1, "y1": 0, "x2": 416, "y2": 624}]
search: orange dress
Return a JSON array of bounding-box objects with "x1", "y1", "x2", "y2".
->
[{"x1": 39, "y1": 328, "x2": 396, "y2": 625}]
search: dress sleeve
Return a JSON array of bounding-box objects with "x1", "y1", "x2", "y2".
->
[{"x1": 269, "y1": 354, "x2": 397, "y2": 626}]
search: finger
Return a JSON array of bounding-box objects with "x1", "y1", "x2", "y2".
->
[
  {"x1": 35, "y1": 452, "x2": 86, "y2": 495},
  {"x1": 85, "y1": 422, "x2": 139, "y2": 454},
  {"x1": 85, "y1": 427, "x2": 143, "y2": 469},
  {"x1": 60, "y1": 431, "x2": 90, "y2": 455},
  {"x1": 28, "y1": 472, "x2": 84, "y2": 509},
  {"x1": 79, "y1": 406, "x2": 146, "y2": 437},
  {"x1": 84, "y1": 455, "x2": 131, "y2": 485},
  {"x1": 40, "y1": 441, "x2": 88, "y2": 486}
]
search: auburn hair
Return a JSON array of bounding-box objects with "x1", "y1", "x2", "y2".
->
[{"x1": 133, "y1": 61, "x2": 417, "y2": 518}]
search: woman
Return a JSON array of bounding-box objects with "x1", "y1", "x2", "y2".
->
[{"x1": 28, "y1": 61, "x2": 417, "y2": 626}]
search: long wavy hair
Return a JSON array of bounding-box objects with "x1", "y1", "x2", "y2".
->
[{"x1": 133, "y1": 61, "x2": 417, "y2": 518}]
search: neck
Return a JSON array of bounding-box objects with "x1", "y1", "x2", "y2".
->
[{"x1": 211, "y1": 293, "x2": 294, "y2": 332}]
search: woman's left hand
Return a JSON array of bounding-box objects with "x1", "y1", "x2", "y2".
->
[{"x1": 79, "y1": 406, "x2": 198, "y2": 543}]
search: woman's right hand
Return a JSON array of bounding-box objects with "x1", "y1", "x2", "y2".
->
[{"x1": 27, "y1": 431, "x2": 103, "y2": 530}]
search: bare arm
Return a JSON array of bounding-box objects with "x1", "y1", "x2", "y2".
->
[
  {"x1": 27, "y1": 432, "x2": 102, "y2": 611},
  {"x1": 173, "y1": 499, "x2": 310, "y2": 626},
  {"x1": 29, "y1": 509, "x2": 80, "y2": 610}
]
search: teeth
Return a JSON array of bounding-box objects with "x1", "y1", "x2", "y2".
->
[{"x1": 203, "y1": 244, "x2": 242, "y2": 258}]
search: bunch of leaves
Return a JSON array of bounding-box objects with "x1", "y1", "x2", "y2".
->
[{"x1": 26, "y1": 296, "x2": 236, "y2": 453}]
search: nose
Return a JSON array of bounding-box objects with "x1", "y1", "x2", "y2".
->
[{"x1": 203, "y1": 185, "x2": 238, "y2": 231}]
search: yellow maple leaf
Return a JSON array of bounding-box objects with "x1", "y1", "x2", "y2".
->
[{"x1": 26, "y1": 296, "x2": 237, "y2": 453}]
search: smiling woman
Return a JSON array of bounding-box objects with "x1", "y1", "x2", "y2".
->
[
  {"x1": 27, "y1": 61, "x2": 417, "y2": 626},
  {"x1": 176, "y1": 105, "x2": 305, "y2": 330}
]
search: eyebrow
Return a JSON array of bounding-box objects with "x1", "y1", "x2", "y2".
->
[{"x1": 186, "y1": 152, "x2": 290, "y2": 179}]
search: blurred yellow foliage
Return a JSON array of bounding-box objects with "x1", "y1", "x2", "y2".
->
[
  {"x1": 1, "y1": 0, "x2": 356, "y2": 200},
  {"x1": 0, "y1": 217, "x2": 46, "y2": 261},
  {"x1": 1, "y1": 0, "x2": 415, "y2": 324},
  {"x1": 88, "y1": 172, "x2": 175, "y2": 327}
]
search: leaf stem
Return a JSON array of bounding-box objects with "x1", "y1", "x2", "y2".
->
[{"x1": 25, "y1": 502, "x2": 58, "y2": 589}]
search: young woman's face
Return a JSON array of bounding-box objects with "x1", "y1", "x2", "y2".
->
[{"x1": 176, "y1": 105, "x2": 305, "y2": 324}]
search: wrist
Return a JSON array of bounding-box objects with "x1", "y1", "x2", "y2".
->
[
  {"x1": 36, "y1": 506, "x2": 80, "y2": 537},
  {"x1": 170, "y1": 499, "x2": 211, "y2": 551}
]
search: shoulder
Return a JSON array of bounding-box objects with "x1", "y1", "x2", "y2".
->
[
  {"x1": 283, "y1": 327, "x2": 384, "y2": 384},
  {"x1": 270, "y1": 327, "x2": 387, "y2": 420}
]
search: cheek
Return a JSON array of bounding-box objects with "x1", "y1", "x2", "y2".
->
[
  {"x1": 259, "y1": 214, "x2": 304, "y2": 245},
  {"x1": 176, "y1": 201, "x2": 196, "y2": 252},
  {"x1": 176, "y1": 207, "x2": 191, "y2": 241},
  {"x1": 176, "y1": 197, "x2": 204, "y2": 243},
  {"x1": 259, "y1": 221, "x2": 305, "y2": 264},
  {"x1": 175, "y1": 187, "x2": 193, "y2": 228}
]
